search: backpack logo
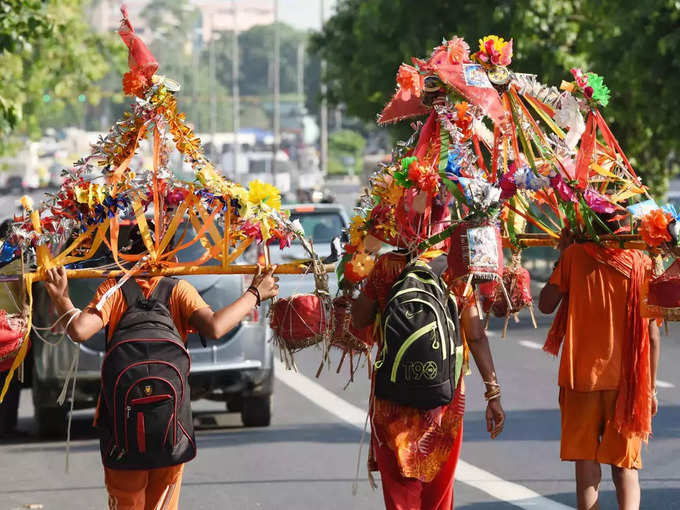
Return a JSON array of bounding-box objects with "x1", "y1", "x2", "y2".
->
[{"x1": 144, "y1": 385, "x2": 153, "y2": 396}]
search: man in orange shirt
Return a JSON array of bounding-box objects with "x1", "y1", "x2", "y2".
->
[
  {"x1": 539, "y1": 231, "x2": 660, "y2": 510},
  {"x1": 43, "y1": 226, "x2": 279, "y2": 510}
]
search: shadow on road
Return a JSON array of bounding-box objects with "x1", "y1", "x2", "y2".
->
[
  {"x1": 463, "y1": 406, "x2": 680, "y2": 443},
  {"x1": 457, "y1": 488, "x2": 680, "y2": 510}
]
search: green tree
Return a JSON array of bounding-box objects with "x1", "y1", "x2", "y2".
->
[
  {"x1": 328, "y1": 129, "x2": 366, "y2": 175},
  {"x1": 0, "y1": 0, "x2": 122, "y2": 153},
  {"x1": 312, "y1": 0, "x2": 680, "y2": 194}
]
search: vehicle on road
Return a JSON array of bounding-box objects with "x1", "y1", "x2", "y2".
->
[
  {"x1": 270, "y1": 203, "x2": 350, "y2": 297},
  {"x1": 30, "y1": 220, "x2": 274, "y2": 437}
]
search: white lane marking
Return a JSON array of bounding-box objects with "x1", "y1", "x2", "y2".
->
[
  {"x1": 519, "y1": 340, "x2": 543, "y2": 350},
  {"x1": 275, "y1": 360, "x2": 573, "y2": 510},
  {"x1": 513, "y1": 343, "x2": 677, "y2": 389}
]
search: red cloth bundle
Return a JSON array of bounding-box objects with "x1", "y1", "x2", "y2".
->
[
  {"x1": 448, "y1": 221, "x2": 503, "y2": 283},
  {"x1": 490, "y1": 266, "x2": 532, "y2": 317},
  {"x1": 331, "y1": 296, "x2": 373, "y2": 353},
  {"x1": 647, "y1": 259, "x2": 680, "y2": 309},
  {"x1": 0, "y1": 311, "x2": 27, "y2": 372},
  {"x1": 270, "y1": 294, "x2": 330, "y2": 351}
]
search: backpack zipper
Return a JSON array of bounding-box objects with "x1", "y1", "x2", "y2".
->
[{"x1": 390, "y1": 322, "x2": 437, "y2": 383}]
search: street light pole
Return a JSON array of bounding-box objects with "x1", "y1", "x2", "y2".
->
[
  {"x1": 272, "y1": 0, "x2": 280, "y2": 186},
  {"x1": 232, "y1": 0, "x2": 240, "y2": 179},
  {"x1": 319, "y1": 0, "x2": 328, "y2": 176},
  {"x1": 209, "y1": 33, "x2": 217, "y2": 162}
]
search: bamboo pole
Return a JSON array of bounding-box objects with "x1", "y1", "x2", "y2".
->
[
  {"x1": 0, "y1": 261, "x2": 336, "y2": 283},
  {"x1": 504, "y1": 233, "x2": 646, "y2": 250}
]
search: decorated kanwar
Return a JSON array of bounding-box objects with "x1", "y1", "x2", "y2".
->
[
  {"x1": 325, "y1": 34, "x2": 670, "y2": 510},
  {"x1": 0, "y1": 8, "x2": 677, "y2": 510}
]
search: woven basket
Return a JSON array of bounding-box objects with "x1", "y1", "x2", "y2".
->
[{"x1": 270, "y1": 294, "x2": 331, "y2": 352}]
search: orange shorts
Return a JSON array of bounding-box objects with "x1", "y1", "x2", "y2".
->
[
  {"x1": 559, "y1": 388, "x2": 641, "y2": 469},
  {"x1": 105, "y1": 464, "x2": 184, "y2": 510}
]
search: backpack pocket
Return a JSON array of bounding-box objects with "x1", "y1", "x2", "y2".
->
[{"x1": 125, "y1": 394, "x2": 175, "y2": 454}]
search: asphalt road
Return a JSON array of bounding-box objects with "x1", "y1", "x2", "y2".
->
[
  {"x1": 1, "y1": 307, "x2": 679, "y2": 510},
  {"x1": 1, "y1": 189, "x2": 679, "y2": 509}
]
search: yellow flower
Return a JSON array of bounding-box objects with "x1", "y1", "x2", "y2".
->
[
  {"x1": 478, "y1": 35, "x2": 507, "y2": 54},
  {"x1": 348, "y1": 215, "x2": 367, "y2": 246},
  {"x1": 248, "y1": 179, "x2": 281, "y2": 211},
  {"x1": 229, "y1": 184, "x2": 251, "y2": 219}
]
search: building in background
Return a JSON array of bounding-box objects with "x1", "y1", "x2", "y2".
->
[{"x1": 90, "y1": 0, "x2": 274, "y2": 41}]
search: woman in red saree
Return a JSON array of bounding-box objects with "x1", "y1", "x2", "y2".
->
[{"x1": 353, "y1": 243, "x2": 505, "y2": 510}]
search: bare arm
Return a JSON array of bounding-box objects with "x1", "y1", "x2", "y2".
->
[
  {"x1": 649, "y1": 320, "x2": 660, "y2": 415},
  {"x1": 45, "y1": 267, "x2": 104, "y2": 342},
  {"x1": 538, "y1": 283, "x2": 564, "y2": 314},
  {"x1": 189, "y1": 265, "x2": 279, "y2": 340},
  {"x1": 461, "y1": 303, "x2": 505, "y2": 439}
]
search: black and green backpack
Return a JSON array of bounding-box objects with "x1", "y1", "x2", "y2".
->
[{"x1": 374, "y1": 255, "x2": 464, "y2": 409}]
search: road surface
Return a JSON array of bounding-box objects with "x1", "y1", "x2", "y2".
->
[{"x1": 1, "y1": 307, "x2": 679, "y2": 510}]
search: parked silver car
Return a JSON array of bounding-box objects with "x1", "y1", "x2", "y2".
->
[{"x1": 30, "y1": 222, "x2": 273, "y2": 437}]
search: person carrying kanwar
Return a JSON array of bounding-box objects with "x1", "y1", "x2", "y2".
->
[
  {"x1": 539, "y1": 224, "x2": 660, "y2": 510},
  {"x1": 42, "y1": 224, "x2": 280, "y2": 510},
  {"x1": 352, "y1": 200, "x2": 505, "y2": 510}
]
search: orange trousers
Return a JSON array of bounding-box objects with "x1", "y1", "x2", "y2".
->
[
  {"x1": 374, "y1": 424, "x2": 464, "y2": 510},
  {"x1": 105, "y1": 464, "x2": 184, "y2": 510}
]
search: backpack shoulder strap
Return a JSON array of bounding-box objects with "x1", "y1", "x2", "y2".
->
[
  {"x1": 120, "y1": 278, "x2": 144, "y2": 307},
  {"x1": 427, "y1": 255, "x2": 448, "y2": 277},
  {"x1": 151, "y1": 277, "x2": 179, "y2": 307}
]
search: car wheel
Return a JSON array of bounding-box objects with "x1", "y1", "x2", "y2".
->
[
  {"x1": 35, "y1": 405, "x2": 67, "y2": 438},
  {"x1": 241, "y1": 396, "x2": 271, "y2": 427},
  {"x1": 226, "y1": 396, "x2": 243, "y2": 413}
]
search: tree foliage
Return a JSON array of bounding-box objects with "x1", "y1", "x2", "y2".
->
[
  {"x1": 312, "y1": 0, "x2": 680, "y2": 194},
  {"x1": 0, "y1": 0, "x2": 123, "y2": 152}
]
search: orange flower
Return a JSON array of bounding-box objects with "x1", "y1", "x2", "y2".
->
[
  {"x1": 446, "y1": 36, "x2": 470, "y2": 64},
  {"x1": 396, "y1": 64, "x2": 424, "y2": 100},
  {"x1": 344, "y1": 252, "x2": 375, "y2": 283},
  {"x1": 455, "y1": 102, "x2": 472, "y2": 140},
  {"x1": 122, "y1": 71, "x2": 150, "y2": 97},
  {"x1": 639, "y1": 209, "x2": 672, "y2": 247}
]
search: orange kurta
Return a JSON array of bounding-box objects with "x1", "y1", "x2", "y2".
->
[
  {"x1": 86, "y1": 277, "x2": 209, "y2": 342},
  {"x1": 549, "y1": 243, "x2": 649, "y2": 391}
]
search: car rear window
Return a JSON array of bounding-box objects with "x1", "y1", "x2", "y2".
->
[{"x1": 288, "y1": 211, "x2": 345, "y2": 244}]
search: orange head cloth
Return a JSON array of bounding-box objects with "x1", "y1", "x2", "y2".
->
[{"x1": 119, "y1": 5, "x2": 158, "y2": 80}]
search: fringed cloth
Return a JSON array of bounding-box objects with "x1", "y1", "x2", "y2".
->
[{"x1": 543, "y1": 244, "x2": 651, "y2": 441}]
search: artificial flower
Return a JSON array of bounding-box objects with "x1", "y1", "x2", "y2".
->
[
  {"x1": 583, "y1": 188, "x2": 616, "y2": 214},
  {"x1": 396, "y1": 64, "x2": 424, "y2": 100},
  {"x1": 348, "y1": 214, "x2": 368, "y2": 246},
  {"x1": 475, "y1": 35, "x2": 513, "y2": 67},
  {"x1": 407, "y1": 160, "x2": 440, "y2": 195},
  {"x1": 344, "y1": 251, "x2": 375, "y2": 283},
  {"x1": 248, "y1": 179, "x2": 281, "y2": 211},
  {"x1": 570, "y1": 68, "x2": 588, "y2": 88},
  {"x1": 585, "y1": 72, "x2": 610, "y2": 107},
  {"x1": 455, "y1": 102, "x2": 473, "y2": 140},
  {"x1": 446, "y1": 36, "x2": 470, "y2": 64},
  {"x1": 551, "y1": 175, "x2": 577, "y2": 203},
  {"x1": 639, "y1": 209, "x2": 672, "y2": 247},
  {"x1": 122, "y1": 71, "x2": 150, "y2": 98}
]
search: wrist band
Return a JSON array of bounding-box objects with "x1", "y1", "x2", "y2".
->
[
  {"x1": 484, "y1": 388, "x2": 501, "y2": 401},
  {"x1": 247, "y1": 286, "x2": 261, "y2": 307}
]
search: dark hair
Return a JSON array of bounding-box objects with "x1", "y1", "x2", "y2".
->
[{"x1": 124, "y1": 221, "x2": 157, "y2": 255}]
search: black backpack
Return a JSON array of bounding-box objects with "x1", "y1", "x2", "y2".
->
[
  {"x1": 374, "y1": 255, "x2": 464, "y2": 410},
  {"x1": 98, "y1": 277, "x2": 196, "y2": 470}
]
